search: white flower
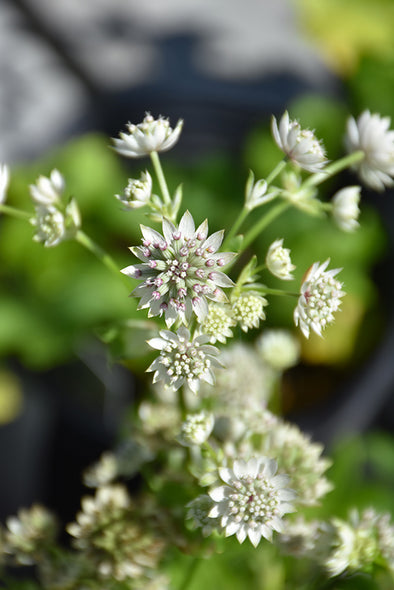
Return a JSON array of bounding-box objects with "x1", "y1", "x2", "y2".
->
[
  {"x1": 112, "y1": 113, "x2": 183, "y2": 158},
  {"x1": 30, "y1": 199, "x2": 80, "y2": 248},
  {"x1": 200, "y1": 303, "x2": 236, "y2": 343},
  {"x1": 186, "y1": 495, "x2": 220, "y2": 537},
  {"x1": 5, "y1": 505, "x2": 58, "y2": 565},
  {"x1": 294, "y1": 260, "x2": 344, "y2": 338},
  {"x1": 266, "y1": 238, "x2": 296, "y2": 280},
  {"x1": 345, "y1": 110, "x2": 394, "y2": 191},
  {"x1": 147, "y1": 326, "x2": 221, "y2": 394},
  {"x1": 271, "y1": 111, "x2": 327, "y2": 173},
  {"x1": 244, "y1": 171, "x2": 271, "y2": 211},
  {"x1": 29, "y1": 169, "x2": 65, "y2": 205},
  {"x1": 178, "y1": 411, "x2": 214, "y2": 446},
  {"x1": 232, "y1": 292, "x2": 268, "y2": 332},
  {"x1": 332, "y1": 186, "x2": 361, "y2": 232},
  {"x1": 116, "y1": 170, "x2": 153, "y2": 209},
  {"x1": 0, "y1": 163, "x2": 10, "y2": 204},
  {"x1": 257, "y1": 329, "x2": 300, "y2": 371},
  {"x1": 121, "y1": 210, "x2": 235, "y2": 327},
  {"x1": 208, "y1": 457, "x2": 296, "y2": 547}
]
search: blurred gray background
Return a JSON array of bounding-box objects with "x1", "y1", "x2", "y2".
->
[{"x1": 0, "y1": 0, "x2": 335, "y2": 163}]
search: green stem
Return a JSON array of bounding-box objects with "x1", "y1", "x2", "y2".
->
[
  {"x1": 178, "y1": 556, "x2": 202, "y2": 590},
  {"x1": 0, "y1": 204, "x2": 31, "y2": 220},
  {"x1": 222, "y1": 207, "x2": 249, "y2": 251},
  {"x1": 305, "y1": 150, "x2": 365, "y2": 188},
  {"x1": 241, "y1": 201, "x2": 290, "y2": 252},
  {"x1": 265, "y1": 158, "x2": 287, "y2": 185},
  {"x1": 178, "y1": 387, "x2": 188, "y2": 421},
  {"x1": 150, "y1": 150, "x2": 172, "y2": 206},
  {"x1": 75, "y1": 230, "x2": 130, "y2": 288},
  {"x1": 256, "y1": 286, "x2": 299, "y2": 297}
]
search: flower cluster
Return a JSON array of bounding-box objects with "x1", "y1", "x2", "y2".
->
[
  {"x1": 294, "y1": 259, "x2": 344, "y2": 338},
  {"x1": 113, "y1": 113, "x2": 183, "y2": 158},
  {"x1": 122, "y1": 210, "x2": 235, "y2": 327}
]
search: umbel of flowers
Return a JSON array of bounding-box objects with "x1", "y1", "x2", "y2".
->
[{"x1": 1, "y1": 108, "x2": 394, "y2": 589}]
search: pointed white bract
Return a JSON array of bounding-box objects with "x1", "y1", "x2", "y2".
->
[
  {"x1": 112, "y1": 114, "x2": 183, "y2": 158},
  {"x1": 116, "y1": 171, "x2": 152, "y2": 209},
  {"x1": 122, "y1": 210, "x2": 235, "y2": 327},
  {"x1": 266, "y1": 238, "x2": 296, "y2": 280},
  {"x1": 208, "y1": 457, "x2": 296, "y2": 547},
  {"x1": 294, "y1": 260, "x2": 344, "y2": 338},
  {"x1": 271, "y1": 111, "x2": 327, "y2": 173},
  {"x1": 147, "y1": 326, "x2": 221, "y2": 394},
  {"x1": 345, "y1": 110, "x2": 394, "y2": 191},
  {"x1": 0, "y1": 163, "x2": 10, "y2": 204},
  {"x1": 332, "y1": 186, "x2": 361, "y2": 232},
  {"x1": 29, "y1": 169, "x2": 65, "y2": 205}
]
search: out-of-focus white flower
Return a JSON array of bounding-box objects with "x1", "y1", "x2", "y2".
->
[
  {"x1": 186, "y1": 495, "x2": 220, "y2": 537},
  {"x1": 121, "y1": 210, "x2": 235, "y2": 327},
  {"x1": 208, "y1": 457, "x2": 296, "y2": 546},
  {"x1": 294, "y1": 260, "x2": 344, "y2": 338},
  {"x1": 147, "y1": 326, "x2": 221, "y2": 394},
  {"x1": 178, "y1": 411, "x2": 214, "y2": 446},
  {"x1": 271, "y1": 111, "x2": 327, "y2": 173},
  {"x1": 30, "y1": 199, "x2": 80, "y2": 248},
  {"x1": 266, "y1": 238, "x2": 296, "y2": 280},
  {"x1": 201, "y1": 303, "x2": 236, "y2": 344},
  {"x1": 232, "y1": 292, "x2": 268, "y2": 332},
  {"x1": 332, "y1": 186, "x2": 361, "y2": 232},
  {"x1": 245, "y1": 171, "x2": 271, "y2": 211},
  {"x1": 257, "y1": 329, "x2": 300, "y2": 371},
  {"x1": 5, "y1": 505, "x2": 58, "y2": 565},
  {"x1": 29, "y1": 169, "x2": 65, "y2": 205},
  {"x1": 0, "y1": 163, "x2": 10, "y2": 204},
  {"x1": 113, "y1": 113, "x2": 183, "y2": 158},
  {"x1": 116, "y1": 171, "x2": 153, "y2": 209},
  {"x1": 345, "y1": 110, "x2": 394, "y2": 192}
]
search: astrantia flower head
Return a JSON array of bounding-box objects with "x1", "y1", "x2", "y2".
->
[
  {"x1": 178, "y1": 411, "x2": 214, "y2": 446},
  {"x1": 29, "y1": 169, "x2": 65, "y2": 206},
  {"x1": 147, "y1": 326, "x2": 221, "y2": 394},
  {"x1": 232, "y1": 292, "x2": 268, "y2": 332},
  {"x1": 345, "y1": 110, "x2": 394, "y2": 191},
  {"x1": 186, "y1": 495, "x2": 221, "y2": 537},
  {"x1": 266, "y1": 238, "x2": 296, "y2": 280},
  {"x1": 30, "y1": 199, "x2": 80, "y2": 248},
  {"x1": 208, "y1": 457, "x2": 296, "y2": 546},
  {"x1": 294, "y1": 260, "x2": 344, "y2": 338},
  {"x1": 332, "y1": 186, "x2": 361, "y2": 232},
  {"x1": 244, "y1": 171, "x2": 271, "y2": 211},
  {"x1": 116, "y1": 170, "x2": 153, "y2": 209},
  {"x1": 201, "y1": 302, "x2": 236, "y2": 343},
  {"x1": 5, "y1": 505, "x2": 58, "y2": 565},
  {"x1": 0, "y1": 163, "x2": 10, "y2": 204},
  {"x1": 122, "y1": 210, "x2": 235, "y2": 327},
  {"x1": 271, "y1": 111, "x2": 327, "y2": 173},
  {"x1": 113, "y1": 113, "x2": 183, "y2": 158}
]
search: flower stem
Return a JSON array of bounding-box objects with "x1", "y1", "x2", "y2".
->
[
  {"x1": 0, "y1": 204, "x2": 31, "y2": 220},
  {"x1": 178, "y1": 556, "x2": 202, "y2": 590},
  {"x1": 305, "y1": 150, "x2": 365, "y2": 188},
  {"x1": 241, "y1": 200, "x2": 290, "y2": 252},
  {"x1": 75, "y1": 230, "x2": 130, "y2": 288},
  {"x1": 222, "y1": 207, "x2": 249, "y2": 251},
  {"x1": 178, "y1": 387, "x2": 188, "y2": 421},
  {"x1": 150, "y1": 150, "x2": 172, "y2": 206},
  {"x1": 255, "y1": 286, "x2": 299, "y2": 297},
  {"x1": 265, "y1": 159, "x2": 287, "y2": 185}
]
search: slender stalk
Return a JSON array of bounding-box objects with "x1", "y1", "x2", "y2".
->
[
  {"x1": 75, "y1": 230, "x2": 130, "y2": 288},
  {"x1": 240, "y1": 201, "x2": 290, "y2": 252},
  {"x1": 305, "y1": 150, "x2": 365, "y2": 188},
  {"x1": 178, "y1": 386, "x2": 188, "y2": 421},
  {"x1": 178, "y1": 556, "x2": 202, "y2": 590},
  {"x1": 222, "y1": 206, "x2": 249, "y2": 251},
  {"x1": 265, "y1": 158, "x2": 287, "y2": 185},
  {"x1": 255, "y1": 286, "x2": 299, "y2": 297},
  {"x1": 150, "y1": 150, "x2": 172, "y2": 206},
  {"x1": 0, "y1": 204, "x2": 31, "y2": 220}
]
